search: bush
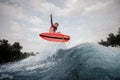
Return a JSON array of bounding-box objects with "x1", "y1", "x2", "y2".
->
[
  {"x1": 0, "y1": 39, "x2": 35, "y2": 64},
  {"x1": 98, "y1": 28, "x2": 120, "y2": 47}
]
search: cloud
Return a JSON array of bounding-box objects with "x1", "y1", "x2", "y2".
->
[
  {"x1": 2, "y1": 0, "x2": 118, "y2": 18},
  {"x1": 0, "y1": 17, "x2": 45, "y2": 52},
  {"x1": 0, "y1": 17, "x2": 21, "y2": 32},
  {"x1": 25, "y1": 0, "x2": 60, "y2": 14},
  {"x1": 29, "y1": 16, "x2": 46, "y2": 26},
  {"x1": 0, "y1": 0, "x2": 120, "y2": 52},
  {"x1": 0, "y1": 2, "x2": 24, "y2": 19},
  {"x1": 0, "y1": 1, "x2": 49, "y2": 52},
  {"x1": 53, "y1": 0, "x2": 120, "y2": 18}
]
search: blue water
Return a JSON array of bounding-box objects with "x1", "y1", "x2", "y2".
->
[{"x1": 0, "y1": 43, "x2": 120, "y2": 80}]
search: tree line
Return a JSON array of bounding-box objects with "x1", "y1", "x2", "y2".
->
[
  {"x1": 1, "y1": 28, "x2": 119, "y2": 64},
  {"x1": 98, "y1": 28, "x2": 120, "y2": 47},
  {"x1": 0, "y1": 39, "x2": 35, "y2": 64}
]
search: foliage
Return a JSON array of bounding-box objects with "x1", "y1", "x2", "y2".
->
[
  {"x1": 98, "y1": 28, "x2": 120, "y2": 47},
  {"x1": 0, "y1": 39, "x2": 35, "y2": 64}
]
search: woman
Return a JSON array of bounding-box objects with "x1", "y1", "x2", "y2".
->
[{"x1": 49, "y1": 14, "x2": 59, "y2": 33}]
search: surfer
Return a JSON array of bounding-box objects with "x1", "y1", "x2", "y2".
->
[
  {"x1": 49, "y1": 14, "x2": 59, "y2": 33},
  {"x1": 39, "y1": 14, "x2": 70, "y2": 42}
]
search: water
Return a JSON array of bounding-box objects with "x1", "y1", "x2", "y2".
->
[{"x1": 0, "y1": 43, "x2": 120, "y2": 80}]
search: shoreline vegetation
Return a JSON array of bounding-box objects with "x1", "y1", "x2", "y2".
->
[
  {"x1": 98, "y1": 28, "x2": 120, "y2": 47},
  {"x1": 0, "y1": 28, "x2": 120, "y2": 64},
  {"x1": 0, "y1": 39, "x2": 35, "y2": 64}
]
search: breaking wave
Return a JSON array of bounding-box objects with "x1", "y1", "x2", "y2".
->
[{"x1": 0, "y1": 43, "x2": 120, "y2": 80}]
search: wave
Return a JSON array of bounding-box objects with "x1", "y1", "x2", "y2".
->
[{"x1": 0, "y1": 43, "x2": 120, "y2": 80}]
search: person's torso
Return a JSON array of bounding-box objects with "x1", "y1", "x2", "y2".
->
[{"x1": 50, "y1": 25, "x2": 57, "y2": 32}]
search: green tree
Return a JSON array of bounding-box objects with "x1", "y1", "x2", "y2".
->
[
  {"x1": 0, "y1": 39, "x2": 35, "y2": 64},
  {"x1": 11, "y1": 42, "x2": 23, "y2": 60},
  {"x1": 116, "y1": 28, "x2": 120, "y2": 46},
  {"x1": 98, "y1": 40, "x2": 108, "y2": 47},
  {"x1": 0, "y1": 39, "x2": 11, "y2": 63},
  {"x1": 98, "y1": 28, "x2": 120, "y2": 47},
  {"x1": 12, "y1": 42, "x2": 22, "y2": 51},
  {"x1": 107, "y1": 33, "x2": 117, "y2": 46}
]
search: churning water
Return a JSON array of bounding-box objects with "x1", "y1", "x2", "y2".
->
[{"x1": 0, "y1": 43, "x2": 120, "y2": 80}]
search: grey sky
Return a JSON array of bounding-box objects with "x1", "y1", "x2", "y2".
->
[{"x1": 0, "y1": 0, "x2": 120, "y2": 52}]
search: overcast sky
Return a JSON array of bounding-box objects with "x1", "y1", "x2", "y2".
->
[{"x1": 0, "y1": 0, "x2": 120, "y2": 52}]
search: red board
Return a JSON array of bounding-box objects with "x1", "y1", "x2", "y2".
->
[{"x1": 39, "y1": 32, "x2": 70, "y2": 42}]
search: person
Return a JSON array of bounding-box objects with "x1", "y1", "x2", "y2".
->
[{"x1": 49, "y1": 14, "x2": 59, "y2": 33}]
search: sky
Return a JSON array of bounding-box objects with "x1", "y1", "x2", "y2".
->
[{"x1": 0, "y1": 0, "x2": 120, "y2": 52}]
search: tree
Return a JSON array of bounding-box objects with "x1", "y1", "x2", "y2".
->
[
  {"x1": 98, "y1": 40, "x2": 108, "y2": 47},
  {"x1": 116, "y1": 28, "x2": 120, "y2": 46},
  {"x1": 0, "y1": 39, "x2": 35, "y2": 64},
  {"x1": 0, "y1": 39, "x2": 11, "y2": 63},
  {"x1": 98, "y1": 28, "x2": 120, "y2": 47},
  {"x1": 12, "y1": 42, "x2": 22, "y2": 51},
  {"x1": 107, "y1": 33, "x2": 117, "y2": 47}
]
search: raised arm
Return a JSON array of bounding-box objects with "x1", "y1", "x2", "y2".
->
[{"x1": 50, "y1": 14, "x2": 53, "y2": 26}]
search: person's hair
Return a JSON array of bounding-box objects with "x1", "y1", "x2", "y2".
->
[{"x1": 55, "y1": 22, "x2": 59, "y2": 26}]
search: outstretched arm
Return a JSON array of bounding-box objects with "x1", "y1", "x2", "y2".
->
[{"x1": 50, "y1": 14, "x2": 53, "y2": 26}]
